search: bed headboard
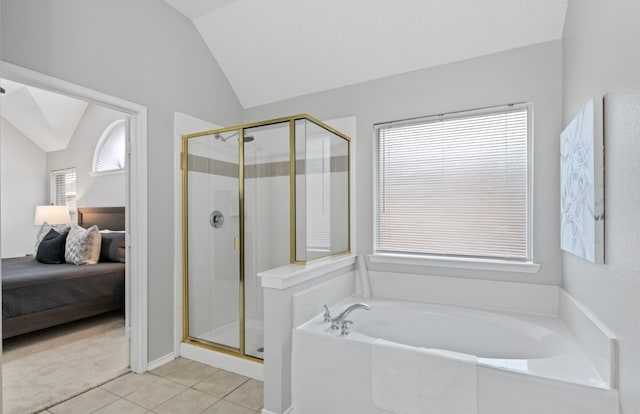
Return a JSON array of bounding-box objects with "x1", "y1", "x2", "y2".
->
[{"x1": 77, "y1": 207, "x2": 125, "y2": 231}]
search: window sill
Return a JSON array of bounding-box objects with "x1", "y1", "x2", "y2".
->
[
  {"x1": 368, "y1": 253, "x2": 540, "y2": 274},
  {"x1": 89, "y1": 169, "x2": 125, "y2": 178}
]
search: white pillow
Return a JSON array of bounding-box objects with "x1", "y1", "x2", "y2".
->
[{"x1": 65, "y1": 223, "x2": 102, "y2": 265}]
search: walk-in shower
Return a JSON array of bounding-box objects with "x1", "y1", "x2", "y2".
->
[{"x1": 182, "y1": 114, "x2": 350, "y2": 361}]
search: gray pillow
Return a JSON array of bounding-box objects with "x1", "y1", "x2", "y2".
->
[
  {"x1": 36, "y1": 229, "x2": 68, "y2": 264},
  {"x1": 100, "y1": 232, "x2": 126, "y2": 263}
]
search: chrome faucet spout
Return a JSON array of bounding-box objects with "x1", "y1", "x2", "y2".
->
[{"x1": 330, "y1": 303, "x2": 370, "y2": 330}]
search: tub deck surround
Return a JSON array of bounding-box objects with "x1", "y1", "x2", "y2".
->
[
  {"x1": 367, "y1": 270, "x2": 560, "y2": 316},
  {"x1": 362, "y1": 269, "x2": 617, "y2": 389},
  {"x1": 258, "y1": 254, "x2": 357, "y2": 289},
  {"x1": 559, "y1": 289, "x2": 617, "y2": 389},
  {"x1": 313, "y1": 298, "x2": 607, "y2": 389},
  {"x1": 258, "y1": 260, "x2": 617, "y2": 413},
  {"x1": 292, "y1": 297, "x2": 619, "y2": 414},
  {"x1": 259, "y1": 254, "x2": 358, "y2": 414}
]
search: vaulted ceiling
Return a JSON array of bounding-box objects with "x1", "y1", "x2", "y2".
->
[
  {"x1": 164, "y1": 0, "x2": 568, "y2": 108},
  {"x1": 0, "y1": 79, "x2": 88, "y2": 152}
]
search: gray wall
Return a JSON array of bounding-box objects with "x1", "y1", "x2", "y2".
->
[
  {"x1": 0, "y1": 119, "x2": 48, "y2": 258},
  {"x1": 245, "y1": 40, "x2": 564, "y2": 285},
  {"x1": 0, "y1": 0, "x2": 243, "y2": 361},
  {"x1": 47, "y1": 104, "x2": 127, "y2": 209},
  {"x1": 563, "y1": 1, "x2": 640, "y2": 412}
]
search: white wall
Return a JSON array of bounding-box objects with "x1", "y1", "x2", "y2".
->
[
  {"x1": 47, "y1": 103, "x2": 126, "y2": 209},
  {"x1": 245, "y1": 41, "x2": 564, "y2": 285},
  {"x1": 0, "y1": 0, "x2": 243, "y2": 362},
  {"x1": 562, "y1": 1, "x2": 640, "y2": 412},
  {"x1": 0, "y1": 119, "x2": 48, "y2": 258}
]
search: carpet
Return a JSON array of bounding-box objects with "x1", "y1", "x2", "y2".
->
[{"x1": 2, "y1": 311, "x2": 128, "y2": 414}]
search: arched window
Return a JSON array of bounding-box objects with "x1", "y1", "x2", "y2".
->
[{"x1": 93, "y1": 119, "x2": 126, "y2": 172}]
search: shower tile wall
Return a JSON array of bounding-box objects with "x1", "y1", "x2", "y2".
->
[
  {"x1": 187, "y1": 153, "x2": 239, "y2": 178},
  {"x1": 187, "y1": 148, "x2": 291, "y2": 340},
  {"x1": 188, "y1": 172, "x2": 240, "y2": 337},
  {"x1": 244, "y1": 165, "x2": 290, "y2": 323},
  {"x1": 186, "y1": 146, "x2": 343, "y2": 343}
]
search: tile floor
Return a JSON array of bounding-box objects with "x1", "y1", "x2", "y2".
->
[{"x1": 39, "y1": 358, "x2": 263, "y2": 414}]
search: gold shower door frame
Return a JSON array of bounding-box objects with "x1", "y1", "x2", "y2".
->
[{"x1": 181, "y1": 114, "x2": 351, "y2": 360}]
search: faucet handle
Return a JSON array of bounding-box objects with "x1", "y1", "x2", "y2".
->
[
  {"x1": 340, "y1": 320, "x2": 354, "y2": 336},
  {"x1": 323, "y1": 304, "x2": 332, "y2": 323}
]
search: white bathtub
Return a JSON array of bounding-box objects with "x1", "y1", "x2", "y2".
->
[{"x1": 292, "y1": 298, "x2": 618, "y2": 414}]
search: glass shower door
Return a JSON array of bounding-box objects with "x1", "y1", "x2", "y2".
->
[
  {"x1": 185, "y1": 131, "x2": 240, "y2": 350},
  {"x1": 243, "y1": 122, "x2": 291, "y2": 359}
]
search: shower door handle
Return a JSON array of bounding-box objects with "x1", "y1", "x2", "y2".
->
[{"x1": 234, "y1": 237, "x2": 240, "y2": 251}]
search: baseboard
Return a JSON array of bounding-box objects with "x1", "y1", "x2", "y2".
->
[
  {"x1": 262, "y1": 406, "x2": 294, "y2": 414},
  {"x1": 146, "y1": 352, "x2": 176, "y2": 371},
  {"x1": 180, "y1": 342, "x2": 263, "y2": 381}
]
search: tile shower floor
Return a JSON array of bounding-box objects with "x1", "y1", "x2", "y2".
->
[{"x1": 39, "y1": 358, "x2": 263, "y2": 414}]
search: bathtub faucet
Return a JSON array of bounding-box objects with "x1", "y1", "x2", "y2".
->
[{"x1": 330, "y1": 303, "x2": 370, "y2": 330}]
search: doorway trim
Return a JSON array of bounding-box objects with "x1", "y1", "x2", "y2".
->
[{"x1": 0, "y1": 61, "x2": 148, "y2": 373}]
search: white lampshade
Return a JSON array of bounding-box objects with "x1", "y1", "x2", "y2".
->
[{"x1": 34, "y1": 205, "x2": 71, "y2": 225}]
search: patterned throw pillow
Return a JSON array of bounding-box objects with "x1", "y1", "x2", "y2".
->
[{"x1": 65, "y1": 223, "x2": 102, "y2": 265}]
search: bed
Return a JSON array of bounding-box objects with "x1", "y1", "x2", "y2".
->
[{"x1": 2, "y1": 207, "x2": 126, "y2": 339}]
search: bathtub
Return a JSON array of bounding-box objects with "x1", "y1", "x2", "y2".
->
[{"x1": 292, "y1": 297, "x2": 618, "y2": 414}]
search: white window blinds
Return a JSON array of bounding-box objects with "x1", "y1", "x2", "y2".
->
[
  {"x1": 305, "y1": 135, "x2": 331, "y2": 250},
  {"x1": 51, "y1": 168, "x2": 77, "y2": 213},
  {"x1": 376, "y1": 105, "x2": 530, "y2": 261}
]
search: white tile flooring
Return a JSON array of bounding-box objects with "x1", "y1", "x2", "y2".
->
[{"x1": 39, "y1": 358, "x2": 263, "y2": 414}]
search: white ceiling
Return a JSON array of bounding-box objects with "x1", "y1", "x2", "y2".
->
[
  {"x1": 1, "y1": 79, "x2": 88, "y2": 152},
  {"x1": 164, "y1": 0, "x2": 568, "y2": 109}
]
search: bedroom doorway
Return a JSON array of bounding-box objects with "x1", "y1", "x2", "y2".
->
[{"x1": 0, "y1": 61, "x2": 148, "y2": 411}]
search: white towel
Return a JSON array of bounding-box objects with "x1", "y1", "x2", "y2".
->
[{"x1": 372, "y1": 339, "x2": 478, "y2": 414}]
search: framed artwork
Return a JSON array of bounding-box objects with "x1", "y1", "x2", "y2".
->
[{"x1": 560, "y1": 98, "x2": 605, "y2": 263}]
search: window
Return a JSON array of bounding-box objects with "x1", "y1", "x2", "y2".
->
[
  {"x1": 375, "y1": 104, "x2": 530, "y2": 261},
  {"x1": 93, "y1": 119, "x2": 126, "y2": 173},
  {"x1": 50, "y1": 168, "x2": 77, "y2": 215}
]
